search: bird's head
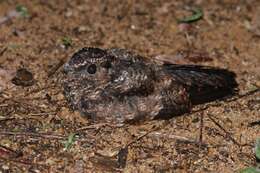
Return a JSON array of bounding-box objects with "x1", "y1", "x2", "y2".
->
[{"x1": 63, "y1": 47, "x2": 115, "y2": 85}]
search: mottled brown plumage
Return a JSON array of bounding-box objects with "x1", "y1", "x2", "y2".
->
[{"x1": 62, "y1": 47, "x2": 238, "y2": 124}]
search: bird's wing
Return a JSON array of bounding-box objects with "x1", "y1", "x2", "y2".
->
[
  {"x1": 163, "y1": 64, "x2": 238, "y2": 104},
  {"x1": 106, "y1": 48, "x2": 155, "y2": 96}
]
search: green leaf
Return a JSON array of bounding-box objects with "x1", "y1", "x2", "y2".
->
[
  {"x1": 61, "y1": 37, "x2": 73, "y2": 48},
  {"x1": 178, "y1": 8, "x2": 203, "y2": 23},
  {"x1": 256, "y1": 138, "x2": 260, "y2": 160},
  {"x1": 240, "y1": 167, "x2": 260, "y2": 173},
  {"x1": 16, "y1": 5, "x2": 30, "y2": 18},
  {"x1": 64, "y1": 133, "x2": 76, "y2": 151}
]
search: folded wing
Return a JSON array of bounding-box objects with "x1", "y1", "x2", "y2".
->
[{"x1": 163, "y1": 64, "x2": 238, "y2": 104}]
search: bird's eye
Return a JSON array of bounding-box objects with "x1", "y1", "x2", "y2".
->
[{"x1": 87, "y1": 64, "x2": 97, "y2": 74}]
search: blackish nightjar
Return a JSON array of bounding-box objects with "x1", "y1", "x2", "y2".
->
[{"x1": 62, "y1": 47, "x2": 238, "y2": 124}]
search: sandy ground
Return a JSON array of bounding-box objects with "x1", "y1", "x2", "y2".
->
[{"x1": 0, "y1": 0, "x2": 259, "y2": 172}]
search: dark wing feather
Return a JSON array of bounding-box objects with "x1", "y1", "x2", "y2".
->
[{"x1": 164, "y1": 64, "x2": 238, "y2": 104}]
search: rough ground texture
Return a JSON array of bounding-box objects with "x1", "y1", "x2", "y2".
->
[{"x1": 0, "y1": 0, "x2": 259, "y2": 172}]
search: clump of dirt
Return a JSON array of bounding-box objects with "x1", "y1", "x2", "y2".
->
[{"x1": 0, "y1": 0, "x2": 259, "y2": 172}]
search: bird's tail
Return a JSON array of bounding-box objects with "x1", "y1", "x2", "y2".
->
[{"x1": 164, "y1": 64, "x2": 238, "y2": 104}]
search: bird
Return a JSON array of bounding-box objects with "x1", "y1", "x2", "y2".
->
[{"x1": 61, "y1": 47, "x2": 238, "y2": 124}]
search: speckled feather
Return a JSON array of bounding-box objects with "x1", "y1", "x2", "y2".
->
[{"x1": 62, "y1": 47, "x2": 237, "y2": 124}]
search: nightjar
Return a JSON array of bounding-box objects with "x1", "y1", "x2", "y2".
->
[{"x1": 62, "y1": 47, "x2": 237, "y2": 124}]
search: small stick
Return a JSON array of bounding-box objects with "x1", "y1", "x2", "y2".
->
[
  {"x1": 199, "y1": 112, "x2": 204, "y2": 148},
  {"x1": 0, "y1": 47, "x2": 7, "y2": 56},
  {"x1": 125, "y1": 125, "x2": 161, "y2": 148},
  {"x1": 27, "y1": 111, "x2": 57, "y2": 116},
  {"x1": 0, "y1": 156, "x2": 48, "y2": 168},
  {"x1": 22, "y1": 85, "x2": 55, "y2": 97},
  {"x1": 75, "y1": 123, "x2": 110, "y2": 132},
  {"x1": 230, "y1": 88, "x2": 260, "y2": 101},
  {"x1": 0, "y1": 144, "x2": 22, "y2": 157},
  {"x1": 47, "y1": 59, "x2": 65, "y2": 77},
  {"x1": 0, "y1": 131, "x2": 95, "y2": 143},
  {"x1": 207, "y1": 114, "x2": 240, "y2": 147},
  {"x1": 140, "y1": 131, "x2": 207, "y2": 147},
  {"x1": 0, "y1": 117, "x2": 15, "y2": 122},
  {"x1": 75, "y1": 123, "x2": 125, "y2": 132},
  {"x1": 0, "y1": 131, "x2": 68, "y2": 140}
]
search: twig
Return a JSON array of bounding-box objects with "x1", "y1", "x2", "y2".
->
[
  {"x1": 0, "y1": 131, "x2": 68, "y2": 140},
  {"x1": 0, "y1": 156, "x2": 49, "y2": 168},
  {"x1": 229, "y1": 88, "x2": 260, "y2": 101},
  {"x1": 0, "y1": 103, "x2": 9, "y2": 107},
  {"x1": 0, "y1": 47, "x2": 7, "y2": 56},
  {"x1": 47, "y1": 59, "x2": 65, "y2": 77},
  {"x1": 0, "y1": 144, "x2": 22, "y2": 157},
  {"x1": 199, "y1": 112, "x2": 204, "y2": 148},
  {"x1": 76, "y1": 123, "x2": 110, "y2": 132},
  {"x1": 75, "y1": 123, "x2": 124, "y2": 132},
  {"x1": 23, "y1": 85, "x2": 56, "y2": 97},
  {"x1": 185, "y1": 32, "x2": 193, "y2": 48},
  {"x1": 207, "y1": 114, "x2": 240, "y2": 147},
  {"x1": 0, "y1": 117, "x2": 15, "y2": 122},
  {"x1": 27, "y1": 111, "x2": 57, "y2": 116},
  {"x1": 125, "y1": 125, "x2": 161, "y2": 147},
  {"x1": 0, "y1": 131, "x2": 95, "y2": 143},
  {"x1": 140, "y1": 131, "x2": 207, "y2": 147},
  {"x1": 125, "y1": 120, "x2": 208, "y2": 148}
]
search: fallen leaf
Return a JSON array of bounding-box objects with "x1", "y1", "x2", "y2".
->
[{"x1": 11, "y1": 68, "x2": 35, "y2": 87}]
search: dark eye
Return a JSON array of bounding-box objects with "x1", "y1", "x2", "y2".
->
[{"x1": 87, "y1": 64, "x2": 97, "y2": 74}]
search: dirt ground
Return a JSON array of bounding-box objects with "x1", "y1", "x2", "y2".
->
[{"x1": 0, "y1": 0, "x2": 259, "y2": 172}]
